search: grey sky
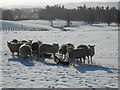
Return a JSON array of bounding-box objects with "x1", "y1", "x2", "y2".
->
[{"x1": 0, "y1": 0, "x2": 119, "y2": 8}]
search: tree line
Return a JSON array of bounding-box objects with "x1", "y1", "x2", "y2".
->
[
  {"x1": 38, "y1": 4, "x2": 119, "y2": 26},
  {"x1": 1, "y1": 4, "x2": 120, "y2": 26}
]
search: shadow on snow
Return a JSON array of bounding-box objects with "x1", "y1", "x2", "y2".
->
[
  {"x1": 8, "y1": 58, "x2": 35, "y2": 67},
  {"x1": 8, "y1": 58, "x2": 114, "y2": 74},
  {"x1": 44, "y1": 61, "x2": 69, "y2": 68},
  {"x1": 74, "y1": 64, "x2": 113, "y2": 73}
]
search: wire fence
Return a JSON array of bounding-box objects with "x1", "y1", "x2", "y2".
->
[{"x1": 0, "y1": 27, "x2": 49, "y2": 31}]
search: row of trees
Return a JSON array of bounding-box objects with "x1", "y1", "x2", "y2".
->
[
  {"x1": 1, "y1": 4, "x2": 120, "y2": 26},
  {"x1": 38, "y1": 4, "x2": 120, "y2": 26},
  {"x1": 2, "y1": 8, "x2": 38, "y2": 21},
  {"x1": 2, "y1": 9, "x2": 15, "y2": 20}
]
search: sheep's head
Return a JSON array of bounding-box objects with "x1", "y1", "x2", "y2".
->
[
  {"x1": 59, "y1": 48, "x2": 63, "y2": 54},
  {"x1": 53, "y1": 43, "x2": 59, "y2": 47},
  {"x1": 37, "y1": 40, "x2": 43, "y2": 45},
  {"x1": 67, "y1": 43, "x2": 74, "y2": 49},
  {"x1": 88, "y1": 45, "x2": 95, "y2": 50},
  {"x1": 28, "y1": 40, "x2": 33, "y2": 44},
  {"x1": 67, "y1": 45, "x2": 74, "y2": 53},
  {"x1": 11, "y1": 39, "x2": 18, "y2": 43},
  {"x1": 7, "y1": 41, "x2": 11, "y2": 47},
  {"x1": 21, "y1": 40, "x2": 28, "y2": 43}
]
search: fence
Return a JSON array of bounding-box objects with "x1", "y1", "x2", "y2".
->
[{"x1": 0, "y1": 27, "x2": 49, "y2": 31}]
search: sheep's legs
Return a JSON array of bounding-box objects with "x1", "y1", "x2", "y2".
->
[
  {"x1": 53, "y1": 53, "x2": 57, "y2": 62},
  {"x1": 37, "y1": 53, "x2": 40, "y2": 59},
  {"x1": 63, "y1": 54, "x2": 66, "y2": 60},
  {"x1": 78, "y1": 58, "x2": 82, "y2": 65},
  {"x1": 87, "y1": 56, "x2": 90, "y2": 64},
  {"x1": 87, "y1": 56, "x2": 89, "y2": 60},
  {"x1": 90, "y1": 56, "x2": 93, "y2": 64},
  {"x1": 29, "y1": 53, "x2": 32, "y2": 58},
  {"x1": 37, "y1": 52, "x2": 45, "y2": 62},
  {"x1": 41, "y1": 54, "x2": 45, "y2": 63},
  {"x1": 17, "y1": 52, "x2": 19, "y2": 57},
  {"x1": 83, "y1": 57, "x2": 86, "y2": 64},
  {"x1": 12, "y1": 52, "x2": 14, "y2": 58}
]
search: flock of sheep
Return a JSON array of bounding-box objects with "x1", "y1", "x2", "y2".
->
[{"x1": 7, "y1": 39, "x2": 95, "y2": 66}]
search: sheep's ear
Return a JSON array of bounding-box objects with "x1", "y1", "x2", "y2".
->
[
  {"x1": 7, "y1": 41, "x2": 10, "y2": 44},
  {"x1": 93, "y1": 45, "x2": 95, "y2": 47},
  {"x1": 7, "y1": 41, "x2": 11, "y2": 45}
]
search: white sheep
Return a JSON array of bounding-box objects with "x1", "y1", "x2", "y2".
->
[
  {"x1": 18, "y1": 40, "x2": 33, "y2": 46},
  {"x1": 67, "y1": 47, "x2": 86, "y2": 65},
  {"x1": 19, "y1": 43, "x2": 32, "y2": 59},
  {"x1": 59, "y1": 43, "x2": 74, "y2": 60},
  {"x1": 39, "y1": 43, "x2": 59, "y2": 62},
  {"x1": 77, "y1": 45, "x2": 89, "y2": 64},
  {"x1": 88, "y1": 45, "x2": 95, "y2": 64},
  {"x1": 7, "y1": 41, "x2": 22, "y2": 57},
  {"x1": 31, "y1": 41, "x2": 42, "y2": 57}
]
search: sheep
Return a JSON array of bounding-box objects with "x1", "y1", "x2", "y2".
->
[
  {"x1": 7, "y1": 41, "x2": 22, "y2": 57},
  {"x1": 67, "y1": 43, "x2": 75, "y2": 49},
  {"x1": 56, "y1": 60, "x2": 70, "y2": 65},
  {"x1": 37, "y1": 40, "x2": 43, "y2": 45},
  {"x1": 31, "y1": 41, "x2": 42, "y2": 57},
  {"x1": 39, "y1": 43, "x2": 59, "y2": 62},
  {"x1": 11, "y1": 39, "x2": 18, "y2": 43},
  {"x1": 88, "y1": 45, "x2": 95, "y2": 64},
  {"x1": 18, "y1": 40, "x2": 33, "y2": 46},
  {"x1": 59, "y1": 43, "x2": 74, "y2": 60},
  {"x1": 77, "y1": 45, "x2": 89, "y2": 64},
  {"x1": 54, "y1": 55, "x2": 70, "y2": 65},
  {"x1": 31, "y1": 42, "x2": 40, "y2": 55},
  {"x1": 19, "y1": 43, "x2": 32, "y2": 59},
  {"x1": 67, "y1": 47, "x2": 86, "y2": 65},
  {"x1": 59, "y1": 44, "x2": 67, "y2": 60}
]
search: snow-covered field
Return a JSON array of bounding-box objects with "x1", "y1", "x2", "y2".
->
[{"x1": 0, "y1": 20, "x2": 119, "y2": 88}]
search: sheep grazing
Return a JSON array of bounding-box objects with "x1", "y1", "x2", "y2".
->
[
  {"x1": 31, "y1": 41, "x2": 43, "y2": 57},
  {"x1": 59, "y1": 43, "x2": 74, "y2": 60},
  {"x1": 32, "y1": 42, "x2": 40, "y2": 57},
  {"x1": 18, "y1": 40, "x2": 33, "y2": 46},
  {"x1": 19, "y1": 43, "x2": 32, "y2": 59},
  {"x1": 67, "y1": 47, "x2": 86, "y2": 65},
  {"x1": 7, "y1": 41, "x2": 22, "y2": 57},
  {"x1": 88, "y1": 45, "x2": 95, "y2": 64},
  {"x1": 39, "y1": 43, "x2": 59, "y2": 62},
  {"x1": 77, "y1": 45, "x2": 89, "y2": 64},
  {"x1": 59, "y1": 44, "x2": 67, "y2": 60}
]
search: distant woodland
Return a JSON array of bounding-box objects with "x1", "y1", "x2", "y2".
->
[{"x1": 1, "y1": 4, "x2": 120, "y2": 26}]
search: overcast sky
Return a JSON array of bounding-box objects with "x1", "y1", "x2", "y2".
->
[{"x1": 0, "y1": 0, "x2": 119, "y2": 8}]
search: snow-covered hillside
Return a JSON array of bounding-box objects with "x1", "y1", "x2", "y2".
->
[{"x1": 0, "y1": 20, "x2": 119, "y2": 88}]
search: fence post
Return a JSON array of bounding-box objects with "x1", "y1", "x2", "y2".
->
[
  {"x1": 2, "y1": 27, "x2": 4, "y2": 31},
  {"x1": 6, "y1": 27, "x2": 7, "y2": 31}
]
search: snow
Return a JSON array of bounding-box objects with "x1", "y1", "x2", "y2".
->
[{"x1": 0, "y1": 20, "x2": 119, "y2": 88}]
